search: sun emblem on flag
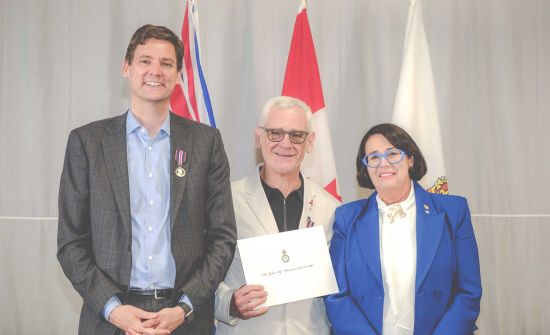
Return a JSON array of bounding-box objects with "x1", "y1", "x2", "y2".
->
[{"x1": 427, "y1": 176, "x2": 448, "y2": 194}]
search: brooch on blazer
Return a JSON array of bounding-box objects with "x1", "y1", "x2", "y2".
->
[
  {"x1": 386, "y1": 204, "x2": 406, "y2": 223},
  {"x1": 174, "y1": 149, "x2": 187, "y2": 177},
  {"x1": 307, "y1": 194, "x2": 316, "y2": 211}
]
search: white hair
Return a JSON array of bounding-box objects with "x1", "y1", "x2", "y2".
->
[{"x1": 259, "y1": 96, "x2": 313, "y2": 131}]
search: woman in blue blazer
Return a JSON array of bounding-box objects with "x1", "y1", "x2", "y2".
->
[{"x1": 325, "y1": 124, "x2": 481, "y2": 335}]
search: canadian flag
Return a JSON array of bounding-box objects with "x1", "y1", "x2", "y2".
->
[
  {"x1": 392, "y1": 0, "x2": 448, "y2": 194},
  {"x1": 282, "y1": 0, "x2": 342, "y2": 202}
]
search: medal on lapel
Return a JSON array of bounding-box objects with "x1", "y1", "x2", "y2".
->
[
  {"x1": 306, "y1": 216, "x2": 315, "y2": 228},
  {"x1": 174, "y1": 149, "x2": 187, "y2": 178}
]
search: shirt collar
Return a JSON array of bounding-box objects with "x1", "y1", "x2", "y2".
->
[
  {"x1": 376, "y1": 181, "x2": 416, "y2": 213},
  {"x1": 126, "y1": 110, "x2": 171, "y2": 136},
  {"x1": 260, "y1": 172, "x2": 304, "y2": 201}
]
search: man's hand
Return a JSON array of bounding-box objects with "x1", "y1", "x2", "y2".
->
[
  {"x1": 230, "y1": 284, "x2": 268, "y2": 320},
  {"x1": 109, "y1": 304, "x2": 169, "y2": 334},
  {"x1": 137, "y1": 306, "x2": 185, "y2": 334}
]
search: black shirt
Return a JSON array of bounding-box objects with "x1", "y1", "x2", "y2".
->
[{"x1": 261, "y1": 174, "x2": 304, "y2": 232}]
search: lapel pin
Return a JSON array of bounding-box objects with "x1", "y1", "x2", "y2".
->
[
  {"x1": 424, "y1": 204, "x2": 430, "y2": 214},
  {"x1": 308, "y1": 198, "x2": 315, "y2": 211},
  {"x1": 308, "y1": 194, "x2": 316, "y2": 211},
  {"x1": 174, "y1": 149, "x2": 187, "y2": 178}
]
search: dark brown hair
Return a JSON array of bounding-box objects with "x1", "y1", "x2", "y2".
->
[
  {"x1": 125, "y1": 24, "x2": 184, "y2": 71},
  {"x1": 356, "y1": 123, "x2": 427, "y2": 189}
]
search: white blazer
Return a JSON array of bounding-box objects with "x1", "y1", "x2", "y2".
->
[{"x1": 215, "y1": 166, "x2": 339, "y2": 335}]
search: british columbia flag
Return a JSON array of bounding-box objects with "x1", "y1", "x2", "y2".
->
[{"x1": 170, "y1": 0, "x2": 216, "y2": 128}]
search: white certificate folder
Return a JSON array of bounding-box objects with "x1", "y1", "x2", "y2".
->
[{"x1": 237, "y1": 226, "x2": 339, "y2": 307}]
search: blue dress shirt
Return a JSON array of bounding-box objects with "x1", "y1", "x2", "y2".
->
[
  {"x1": 126, "y1": 111, "x2": 174, "y2": 290},
  {"x1": 102, "y1": 111, "x2": 191, "y2": 320}
]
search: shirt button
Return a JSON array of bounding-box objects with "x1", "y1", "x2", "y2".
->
[
  {"x1": 148, "y1": 226, "x2": 153, "y2": 231},
  {"x1": 148, "y1": 255, "x2": 153, "y2": 260},
  {"x1": 148, "y1": 173, "x2": 153, "y2": 178},
  {"x1": 148, "y1": 146, "x2": 152, "y2": 151},
  {"x1": 149, "y1": 200, "x2": 154, "y2": 205},
  {"x1": 141, "y1": 128, "x2": 146, "y2": 134}
]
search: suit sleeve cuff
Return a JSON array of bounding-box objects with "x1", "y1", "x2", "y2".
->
[
  {"x1": 215, "y1": 285, "x2": 240, "y2": 326},
  {"x1": 101, "y1": 295, "x2": 121, "y2": 321},
  {"x1": 178, "y1": 294, "x2": 194, "y2": 311}
]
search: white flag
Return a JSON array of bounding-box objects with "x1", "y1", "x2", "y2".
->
[{"x1": 392, "y1": 0, "x2": 448, "y2": 194}]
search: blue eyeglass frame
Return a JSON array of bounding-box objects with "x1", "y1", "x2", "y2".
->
[{"x1": 362, "y1": 149, "x2": 406, "y2": 168}]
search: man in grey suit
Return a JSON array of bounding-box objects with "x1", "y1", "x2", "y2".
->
[{"x1": 57, "y1": 24, "x2": 236, "y2": 335}]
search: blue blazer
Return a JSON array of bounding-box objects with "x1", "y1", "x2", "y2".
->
[{"x1": 325, "y1": 182, "x2": 481, "y2": 335}]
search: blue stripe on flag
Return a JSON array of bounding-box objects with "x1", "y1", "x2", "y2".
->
[{"x1": 193, "y1": 31, "x2": 216, "y2": 128}]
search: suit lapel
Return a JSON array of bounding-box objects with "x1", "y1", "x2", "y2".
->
[
  {"x1": 414, "y1": 183, "x2": 445, "y2": 291},
  {"x1": 244, "y1": 167, "x2": 279, "y2": 235},
  {"x1": 355, "y1": 195, "x2": 384, "y2": 291},
  {"x1": 169, "y1": 114, "x2": 193, "y2": 231},
  {"x1": 102, "y1": 113, "x2": 131, "y2": 232}
]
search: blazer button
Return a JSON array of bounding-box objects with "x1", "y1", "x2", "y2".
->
[{"x1": 433, "y1": 290, "x2": 442, "y2": 298}]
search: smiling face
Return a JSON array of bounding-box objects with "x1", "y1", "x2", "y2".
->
[
  {"x1": 256, "y1": 106, "x2": 315, "y2": 178},
  {"x1": 122, "y1": 38, "x2": 180, "y2": 110},
  {"x1": 364, "y1": 134, "x2": 413, "y2": 203}
]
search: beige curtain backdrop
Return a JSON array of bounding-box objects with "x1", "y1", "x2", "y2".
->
[{"x1": 1, "y1": 0, "x2": 549, "y2": 333}]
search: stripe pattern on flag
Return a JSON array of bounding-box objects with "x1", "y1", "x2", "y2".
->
[{"x1": 170, "y1": 0, "x2": 216, "y2": 127}]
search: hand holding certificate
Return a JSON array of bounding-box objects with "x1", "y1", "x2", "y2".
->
[{"x1": 237, "y1": 226, "x2": 339, "y2": 307}]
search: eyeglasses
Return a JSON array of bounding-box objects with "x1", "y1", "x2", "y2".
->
[
  {"x1": 362, "y1": 148, "x2": 406, "y2": 168},
  {"x1": 260, "y1": 127, "x2": 309, "y2": 144}
]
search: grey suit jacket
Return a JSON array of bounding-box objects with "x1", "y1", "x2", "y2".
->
[{"x1": 57, "y1": 112, "x2": 237, "y2": 335}]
